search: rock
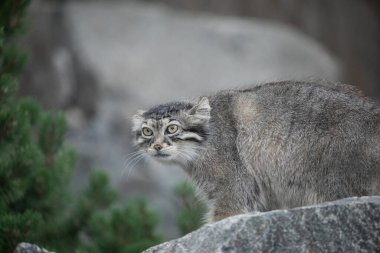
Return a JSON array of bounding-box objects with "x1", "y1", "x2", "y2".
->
[
  {"x1": 149, "y1": 0, "x2": 380, "y2": 100},
  {"x1": 19, "y1": 0, "x2": 99, "y2": 118},
  {"x1": 13, "y1": 243, "x2": 54, "y2": 253},
  {"x1": 67, "y1": 1, "x2": 341, "y2": 106},
  {"x1": 143, "y1": 197, "x2": 380, "y2": 253}
]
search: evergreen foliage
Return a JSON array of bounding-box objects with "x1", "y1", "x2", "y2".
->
[
  {"x1": 84, "y1": 198, "x2": 162, "y2": 253},
  {"x1": 174, "y1": 182, "x2": 207, "y2": 235},
  {"x1": 42, "y1": 171, "x2": 162, "y2": 253},
  {"x1": 0, "y1": 0, "x2": 78, "y2": 249},
  {"x1": 0, "y1": 0, "x2": 64, "y2": 250}
]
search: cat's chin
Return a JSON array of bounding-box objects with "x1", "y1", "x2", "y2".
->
[
  {"x1": 150, "y1": 153, "x2": 174, "y2": 162},
  {"x1": 149, "y1": 153, "x2": 188, "y2": 166}
]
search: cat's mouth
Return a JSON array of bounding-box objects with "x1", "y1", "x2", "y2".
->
[{"x1": 153, "y1": 153, "x2": 171, "y2": 158}]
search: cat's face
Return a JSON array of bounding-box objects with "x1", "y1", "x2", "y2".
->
[{"x1": 132, "y1": 97, "x2": 211, "y2": 164}]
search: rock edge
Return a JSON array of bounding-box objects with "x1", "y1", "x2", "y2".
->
[
  {"x1": 13, "y1": 243, "x2": 54, "y2": 253},
  {"x1": 143, "y1": 196, "x2": 380, "y2": 253}
]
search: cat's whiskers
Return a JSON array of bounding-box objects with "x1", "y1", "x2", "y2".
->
[
  {"x1": 118, "y1": 151, "x2": 141, "y2": 176},
  {"x1": 123, "y1": 152, "x2": 144, "y2": 172},
  {"x1": 124, "y1": 154, "x2": 145, "y2": 182},
  {"x1": 122, "y1": 151, "x2": 145, "y2": 180},
  {"x1": 121, "y1": 151, "x2": 143, "y2": 170},
  {"x1": 124, "y1": 153, "x2": 142, "y2": 169},
  {"x1": 123, "y1": 150, "x2": 143, "y2": 162}
]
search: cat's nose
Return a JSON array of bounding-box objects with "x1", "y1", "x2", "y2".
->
[{"x1": 153, "y1": 144, "x2": 163, "y2": 151}]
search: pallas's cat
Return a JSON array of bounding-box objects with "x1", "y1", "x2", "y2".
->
[{"x1": 132, "y1": 81, "x2": 380, "y2": 222}]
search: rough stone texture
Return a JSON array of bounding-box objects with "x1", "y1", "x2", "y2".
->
[
  {"x1": 67, "y1": 1, "x2": 341, "y2": 107},
  {"x1": 13, "y1": 243, "x2": 54, "y2": 253},
  {"x1": 143, "y1": 197, "x2": 380, "y2": 253},
  {"x1": 20, "y1": 0, "x2": 99, "y2": 117},
  {"x1": 149, "y1": 0, "x2": 380, "y2": 101}
]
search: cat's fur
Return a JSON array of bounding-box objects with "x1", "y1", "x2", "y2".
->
[{"x1": 132, "y1": 81, "x2": 380, "y2": 222}]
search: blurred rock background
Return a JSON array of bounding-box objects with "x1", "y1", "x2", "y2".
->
[{"x1": 19, "y1": 0, "x2": 379, "y2": 238}]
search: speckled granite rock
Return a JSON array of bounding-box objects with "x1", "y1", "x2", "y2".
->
[
  {"x1": 13, "y1": 243, "x2": 54, "y2": 253},
  {"x1": 143, "y1": 197, "x2": 380, "y2": 253}
]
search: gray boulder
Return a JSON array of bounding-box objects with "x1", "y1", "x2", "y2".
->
[
  {"x1": 143, "y1": 197, "x2": 380, "y2": 253},
  {"x1": 20, "y1": 0, "x2": 99, "y2": 117},
  {"x1": 13, "y1": 243, "x2": 54, "y2": 253}
]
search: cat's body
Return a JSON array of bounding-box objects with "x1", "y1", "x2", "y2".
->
[{"x1": 132, "y1": 81, "x2": 380, "y2": 222}]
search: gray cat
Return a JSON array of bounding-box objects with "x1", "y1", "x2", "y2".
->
[{"x1": 132, "y1": 81, "x2": 380, "y2": 222}]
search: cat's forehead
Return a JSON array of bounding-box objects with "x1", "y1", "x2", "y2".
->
[
  {"x1": 143, "y1": 101, "x2": 193, "y2": 120},
  {"x1": 143, "y1": 118, "x2": 173, "y2": 128}
]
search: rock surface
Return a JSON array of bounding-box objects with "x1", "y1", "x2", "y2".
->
[
  {"x1": 143, "y1": 197, "x2": 380, "y2": 253},
  {"x1": 67, "y1": 1, "x2": 341, "y2": 106},
  {"x1": 13, "y1": 243, "x2": 54, "y2": 253},
  {"x1": 20, "y1": 0, "x2": 99, "y2": 117}
]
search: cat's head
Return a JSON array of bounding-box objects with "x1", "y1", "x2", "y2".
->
[{"x1": 132, "y1": 97, "x2": 211, "y2": 164}]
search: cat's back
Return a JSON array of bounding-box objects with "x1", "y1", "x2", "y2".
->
[
  {"x1": 209, "y1": 80, "x2": 379, "y2": 137},
  {"x1": 228, "y1": 81, "x2": 379, "y2": 133},
  {"x1": 209, "y1": 81, "x2": 380, "y2": 203},
  {"x1": 210, "y1": 81, "x2": 378, "y2": 135}
]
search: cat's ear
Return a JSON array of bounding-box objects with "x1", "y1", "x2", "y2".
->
[
  {"x1": 132, "y1": 110, "x2": 145, "y2": 131},
  {"x1": 189, "y1": 97, "x2": 211, "y2": 121}
]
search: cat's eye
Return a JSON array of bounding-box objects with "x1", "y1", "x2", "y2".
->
[
  {"x1": 142, "y1": 127, "x2": 153, "y2": 137},
  {"x1": 166, "y1": 124, "x2": 179, "y2": 134}
]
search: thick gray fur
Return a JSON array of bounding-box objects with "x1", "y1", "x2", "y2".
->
[{"x1": 133, "y1": 80, "x2": 380, "y2": 222}]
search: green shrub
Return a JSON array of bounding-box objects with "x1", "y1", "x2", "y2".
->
[{"x1": 174, "y1": 182, "x2": 207, "y2": 235}]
